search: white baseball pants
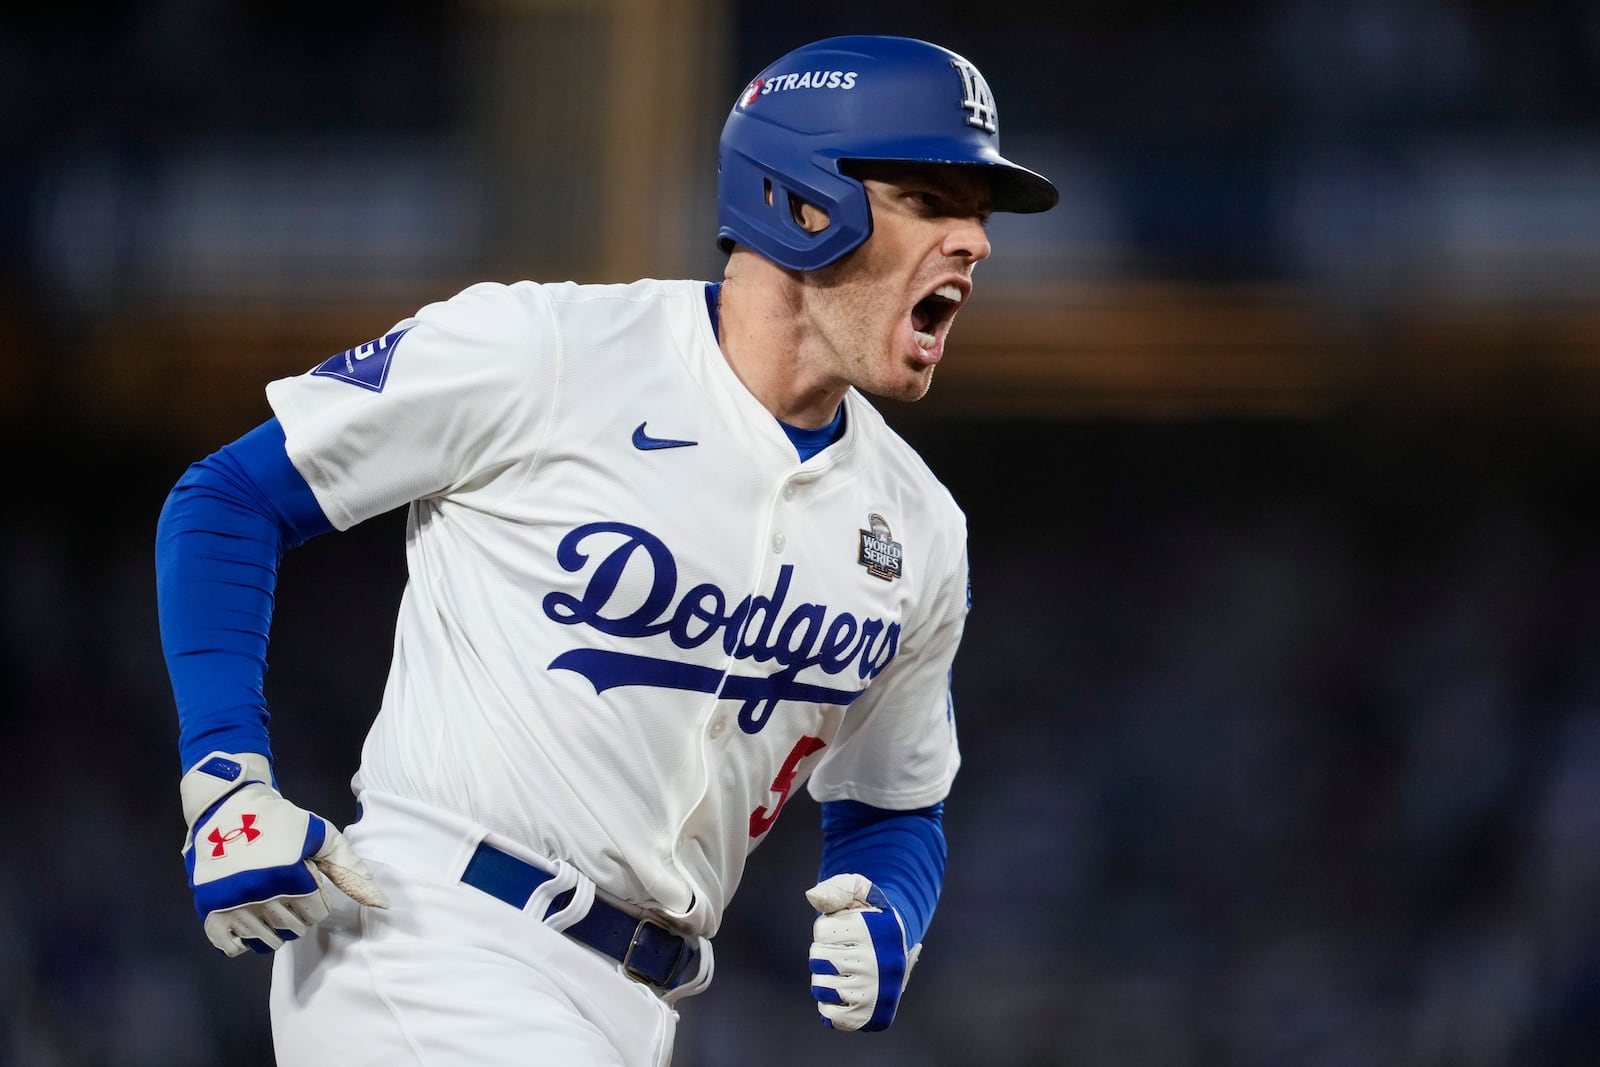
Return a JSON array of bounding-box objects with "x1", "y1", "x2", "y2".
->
[{"x1": 269, "y1": 791, "x2": 712, "y2": 1066}]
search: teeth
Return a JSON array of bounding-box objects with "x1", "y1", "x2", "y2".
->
[{"x1": 913, "y1": 285, "x2": 961, "y2": 350}]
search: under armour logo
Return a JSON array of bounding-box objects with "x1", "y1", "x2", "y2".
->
[
  {"x1": 208, "y1": 814, "x2": 262, "y2": 857},
  {"x1": 951, "y1": 58, "x2": 998, "y2": 134}
]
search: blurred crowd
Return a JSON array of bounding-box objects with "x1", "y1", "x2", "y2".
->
[{"x1": 3, "y1": 2, "x2": 1598, "y2": 306}]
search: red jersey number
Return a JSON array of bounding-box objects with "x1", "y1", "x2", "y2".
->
[{"x1": 749, "y1": 735, "x2": 827, "y2": 837}]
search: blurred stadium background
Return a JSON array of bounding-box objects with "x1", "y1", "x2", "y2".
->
[{"x1": 4, "y1": 2, "x2": 1600, "y2": 1064}]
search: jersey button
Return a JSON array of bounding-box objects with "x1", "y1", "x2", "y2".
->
[
  {"x1": 783, "y1": 484, "x2": 797, "y2": 502},
  {"x1": 707, "y1": 717, "x2": 727, "y2": 739},
  {"x1": 771, "y1": 532, "x2": 786, "y2": 553}
]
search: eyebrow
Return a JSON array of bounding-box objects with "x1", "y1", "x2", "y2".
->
[
  {"x1": 916, "y1": 171, "x2": 993, "y2": 214},
  {"x1": 847, "y1": 160, "x2": 994, "y2": 214},
  {"x1": 879, "y1": 168, "x2": 987, "y2": 206}
]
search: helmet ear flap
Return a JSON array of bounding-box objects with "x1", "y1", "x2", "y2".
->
[{"x1": 716, "y1": 150, "x2": 873, "y2": 267}]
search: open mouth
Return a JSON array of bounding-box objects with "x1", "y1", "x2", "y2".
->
[{"x1": 911, "y1": 283, "x2": 966, "y2": 351}]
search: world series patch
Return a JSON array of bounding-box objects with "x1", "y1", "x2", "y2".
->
[{"x1": 857, "y1": 513, "x2": 903, "y2": 581}]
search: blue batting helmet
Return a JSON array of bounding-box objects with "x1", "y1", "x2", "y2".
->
[{"x1": 716, "y1": 35, "x2": 1058, "y2": 271}]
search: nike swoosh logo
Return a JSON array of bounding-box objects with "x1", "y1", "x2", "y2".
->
[{"x1": 632, "y1": 422, "x2": 698, "y2": 450}]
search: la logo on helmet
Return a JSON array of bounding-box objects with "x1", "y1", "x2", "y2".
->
[{"x1": 951, "y1": 58, "x2": 998, "y2": 134}]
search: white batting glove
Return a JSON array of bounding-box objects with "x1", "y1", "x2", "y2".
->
[
  {"x1": 181, "y1": 752, "x2": 390, "y2": 957},
  {"x1": 806, "y1": 873, "x2": 923, "y2": 1032}
]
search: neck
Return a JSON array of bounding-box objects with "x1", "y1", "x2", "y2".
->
[{"x1": 718, "y1": 253, "x2": 848, "y2": 429}]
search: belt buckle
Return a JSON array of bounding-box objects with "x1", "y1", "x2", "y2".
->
[{"x1": 621, "y1": 916, "x2": 683, "y2": 988}]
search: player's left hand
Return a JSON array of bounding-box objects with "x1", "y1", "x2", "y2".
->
[
  {"x1": 180, "y1": 751, "x2": 390, "y2": 957},
  {"x1": 805, "y1": 873, "x2": 923, "y2": 1032}
]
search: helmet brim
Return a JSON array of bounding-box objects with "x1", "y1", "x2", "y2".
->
[
  {"x1": 969, "y1": 161, "x2": 1060, "y2": 214},
  {"x1": 831, "y1": 151, "x2": 1059, "y2": 215}
]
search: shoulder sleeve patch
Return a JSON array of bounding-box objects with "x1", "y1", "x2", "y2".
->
[{"x1": 310, "y1": 325, "x2": 415, "y2": 392}]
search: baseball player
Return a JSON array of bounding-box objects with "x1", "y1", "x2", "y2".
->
[{"x1": 155, "y1": 35, "x2": 1056, "y2": 1065}]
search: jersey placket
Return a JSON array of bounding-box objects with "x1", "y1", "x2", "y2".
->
[{"x1": 666, "y1": 456, "x2": 824, "y2": 913}]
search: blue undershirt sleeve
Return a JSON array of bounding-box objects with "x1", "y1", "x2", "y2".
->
[
  {"x1": 818, "y1": 799, "x2": 947, "y2": 945},
  {"x1": 155, "y1": 418, "x2": 333, "y2": 773}
]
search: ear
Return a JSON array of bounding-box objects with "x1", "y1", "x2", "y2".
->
[
  {"x1": 790, "y1": 193, "x2": 831, "y2": 235},
  {"x1": 762, "y1": 179, "x2": 833, "y2": 236}
]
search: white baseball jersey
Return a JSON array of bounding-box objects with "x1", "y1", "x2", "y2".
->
[{"x1": 266, "y1": 278, "x2": 966, "y2": 938}]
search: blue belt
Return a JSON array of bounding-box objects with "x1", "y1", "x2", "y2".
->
[{"x1": 460, "y1": 841, "x2": 698, "y2": 990}]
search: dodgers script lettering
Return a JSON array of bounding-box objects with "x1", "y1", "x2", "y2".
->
[{"x1": 542, "y1": 522, "x2": 900, "y2": 732}]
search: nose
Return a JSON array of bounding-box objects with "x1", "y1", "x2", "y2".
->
[{"x1": 943, "y1": 214, "x2": 991, "y2": 264}]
